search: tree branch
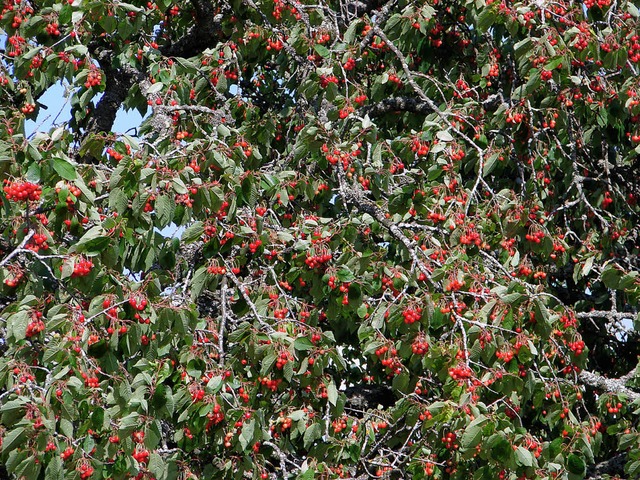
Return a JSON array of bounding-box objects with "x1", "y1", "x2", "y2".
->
[
  {"x1": 160, "y1": 0, "x2": 225, "y2": 58},
  {"x1": 0, "y1": 230, "x2": 34, "y2": 269},
  {"x1": 83, "y1": 50, "x2": 142, "y2": 141},
  {"x1": 362, "y1": 97, "x2": 434, "y2": 117},
  {"x1": 585, "y1": 453, "x2": 626, "y2": 479},
  {"x1": 578, "y1": 369, "x2": 640, "y2": 401}
]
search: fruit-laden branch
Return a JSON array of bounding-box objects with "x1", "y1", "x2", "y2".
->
[
  {"x1": 223, "y1": 267, "x2": 276, "y2": 334},
  {"x1": 335, "y1": 170, "x2": 436, "y2": 288},
  {"x1": 366, "y1": 26, "x2": 492, "y2": 209}
]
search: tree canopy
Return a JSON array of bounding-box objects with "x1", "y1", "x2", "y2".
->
[{"x1": 1, "y1": 0, "x2": 640, "y2": 478}]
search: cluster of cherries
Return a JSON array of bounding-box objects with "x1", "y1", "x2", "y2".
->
[
  {"x1": 266, "y1": 38, "x2": 284, "y2": 51},
  {"x1": 259, "y1": 376, "x2": 282, "y2": 392},
  {"x1": 81, "y1": 371, "x2": 100, "y2": 388},
  {"x1": 568, "y1": 339, "x2": 585, "y2": 355},
  {"x1": 206, "y1": 404, "x2": 225, "y2": 428},
  {"x1": 445, "y1": 278, "x2": 464, "y2": 292},
  {"x1": 332, "y1": 417, "x2": 349, "y2": 433},
  {"x1": 71, "y1": 258, "x2": 93, "y2": 278},
  {"x1": 319, "y1": 74, "x2": 339, "y2": 88},
  {"x1": 45, "y1": 22, "x2": 60, "y2": 36},
  {"x1": 402, "y1": 306, "x2": 422, "y2": 324},
  {"x1": 305, "y1": 250, "x2": 332, "y2": 269},
  {"x1": 459, "y1": 227, "x2": 482, "y2": 246},
  {"x1": 84, "y1": 68, "x2": 102, "y2": 89},
  {"x1": 61, "y1": 446, "x2": 75, "y2": 460},
  {"x1": 248, "y1": 239, "x2": 262, "y2": 253},
  {"x1": 131, "y1": 448, "x2": 149, "y2": 464},
  {"x1": 275, "y1": 350, "x2": 293, "y2": 369},
  {"x1": 442, "y1": 431, "x2": 459, "y2": 450},
  {"x1": 26, "y1": 232, "x2": 49, "y2": 252},
  {"x1": 606, "y1": 400, "x2": 623, "y2": 414},
  {"x1": 233, "y1": 139, "x2": 252, "y2": 157},
  {"x1": 278, "y1": 415, "x2": 293, "y2": 432},
  {"x1": 3, "y1": 266, "x2": 24, "y2": 287},
  {"x1": 127, "y1": 295, "x2": 147, "y2": 311},
  {"x1": 525, "y1": 230, "x2": 545, "y2": 244},
  {"x1": 3, "y1": 180, "x2": 41, "y2": 201},
  {"x1": 411, "y1": 335, "x2": 429, "y2": 355},
  {"x1": 25, "y1": 311, "x2": 45, "y2": 338},
  {"x1": 427, "y1": 211, "x2": 446, "y2": 223},
  {"x1": 496, "y1": 349, "x2": 515, "y2": 363},
  {"x1": 411, "y1": 137, "x2": 430, "y2": 157},
  {"x1": 448, "y1": 363, "x2": 472, "y2": 381},
  {"x1": 207, "y1": 264, "x2": 227, "y2": 275}
]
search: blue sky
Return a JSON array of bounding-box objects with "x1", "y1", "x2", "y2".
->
[{"x1": 25, "y1": 82, "x2": 144, "y2": 137}]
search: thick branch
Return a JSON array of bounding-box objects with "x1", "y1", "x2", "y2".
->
[
  {"x1": 585, "y1": 453, "x2": 626, "y2": 479},
  {"x1": 363, "y1": 97, "x2": 434, "y2": 117},
  {"x1": 578, "y1": 369, "x2": 640, "y2": 401},
  {"x1": 576, "y1": 310, "x2": 635, "y2": 322},
  {"x1": 83, "y1": 50, "x2": 142, "y2": 140},
  {"x1": 347, "y1": 0, "x2": 387, "y2": 18},
  {"x1": 160, "y1": 0, "x2": 224, "y2": 58}
]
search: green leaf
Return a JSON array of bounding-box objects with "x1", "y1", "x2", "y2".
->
[
  {"x1": 147, "y1": 82, "x2": 164, "y2": 94},
  {"x1": 8, "y1": 311, "x2": 29, "y2": 341},
  {"x1": 261, "y1": 353, "x2": 277, "y2": 376},
  {"x1": 239, "y1": 419, "x2": 255, "y2": 450},
  {"x1": 392, "y1": 371, "x2": 409, "y2": 393},
  {"x1": 343, "y1": 20, "x2": 362, "y2": 43},
  {"x1": 156, "y1": 195, "x2": 176, "y2": 228},
  {"x1": 109, "y1": 187, "x2": 128, "y2": 214},
  {"x1": 217, "y1": 124, "x2": 231, "y2": 137},
  {"x1": 284, "y1": 359, "x2": 294, "y2": 382},
  {"x1": 314, "y1": 44, "x2": 330, "y2": 58},
  {"x1": 45, "y1": 457, "x2": 64, "y2": 480},
  {"x1": 566, "y1": 454, "x2": 586, "y2": 475},
  {"x1": 2, "y1": 427, "x2": 27, "y2": 453},
  {"x1": 601, "y1": 265, "x2": 623, "y2": 289},
  {"x1": 436, "y1": 130, "x2": 454, "y2": 142},
  {"x1": 26, "y1": 162, "x2": 41, "y2": 182},
  {"x1": 303, "y1": 422, "x2": 322, "y2": 449},
  {"x1": 476, "y1": 6, "x2": 496, "y2": 33},
  {"x1": 190, "y1": 266, "x2": 209, "y2": 300},
  {"x1": 490, "y1": 436, "x2": 513, "y2": 463},
  {"x1": 514, "y1": 38, "x2": 534, "y2": 59},
  {"x1": 294, "y1": 337, "x2": 314, "y2": 351},
  {"x1": 460, "y1": 414, "x2": 488, "y2": 450},
  {"x1": 148, "y1": 452, "x2": 165, "y2": 477},
  {"x1": 515, "y1": 446, "x2": 534, "y2": 467},
  {"x1": 181, "y1": 221, "x2": 204, "y2": 243},
  {"x1": 51, "y1": 157, "x2": 77, "y2": 180},
  {"x1": 327, "y1": 379, "x2": 338, "y2": 406},
  {"x1": 74, "y1": 226, "x2": 110, "y2": 254},
  {"x1": 60, "y1": 417, "x2": 74, "y2": 438},
  {"x1": 483, "y1": 154, "x2": 499, "y2": 177},
  {"x1": 626, "y1": 460, "x2": 640, "y2": 477}
]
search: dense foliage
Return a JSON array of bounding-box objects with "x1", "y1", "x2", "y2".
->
[{"x1": 0, "y1": 0, "x2": 640, "y2": 478}]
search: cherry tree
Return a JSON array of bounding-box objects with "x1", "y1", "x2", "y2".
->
[{"x1": 0, "y1": 0, "x2": 639, "y2": 478}]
